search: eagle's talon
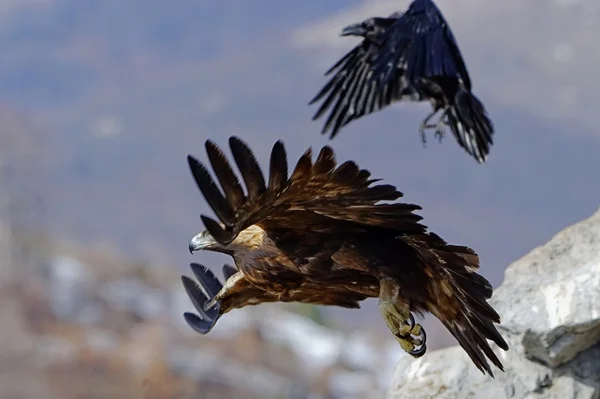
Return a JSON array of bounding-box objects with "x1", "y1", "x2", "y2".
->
[
  {"x1": 378, "y1": 278, "x2": 428, "y2": 358},
  {"x1": 396, "y1": 335, "x2": 417, "y2": 353},
  {"x1": 409, "y1": 342, "x2": 427, "y2": 358},
  {"x1": 395, "y1": 322, "x2": 427, "y2": 358},
  {"x1": 396, "y1": 315, "x2": 420, "y2": 337}
]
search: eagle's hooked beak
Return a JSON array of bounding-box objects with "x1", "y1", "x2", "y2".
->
[
  {"x1": 340, "y1": 23, "x2": 368, "y2": 37},
  {"x1": 189, "y1": 231, "x2": 217, "y2": 254}
]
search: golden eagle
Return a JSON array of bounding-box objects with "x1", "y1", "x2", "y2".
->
[{"x1": 181, "y1": 136, "x2": 508, "y2": 376}]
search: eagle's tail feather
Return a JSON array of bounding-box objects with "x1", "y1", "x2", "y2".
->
[
  {"x1": 446, "y1": 89, "x2": 494, "y2": 163},
  {"x1": 402, "y1": 234, "x2": 508, "y2": 377}
]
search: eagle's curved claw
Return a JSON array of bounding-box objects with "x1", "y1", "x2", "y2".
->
[
  {"x1": 407, "y1": 340, "x2": 427, "y2": 358},
  {"x1": 181, "y1": 263, "x2": 225, "y2": 335},
  {"x1": 394, "y1": 315, "x2": 427, "y2": 358},
  {"x1": 396, "y1": 320, "x2": 427, "y2": 358},
  {"x1": 378, "y1": 278, "x2": 428, "y2": 358}
]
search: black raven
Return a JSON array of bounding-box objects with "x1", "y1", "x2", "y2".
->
[{"x1": 309, "y1": 0, "x2": 494, "y2": 163}]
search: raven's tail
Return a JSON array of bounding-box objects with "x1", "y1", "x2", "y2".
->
[
  {"x1": 400, "y1": 233, "x2": 508, "y2": 377},
  {"x1": 446, "y1": 89, "x2": 494, "y2": 163}
]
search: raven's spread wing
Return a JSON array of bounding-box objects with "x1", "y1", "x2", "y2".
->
[
  {"x1": 309, "y1": 42, "x2": 387, "y2": 139},
  {"x1": 187, "y1": 136, "x2": 426, "y2": 245},
  {"x1": 309, "y1": 37, "x2": 422, "y2": 139},
  {"x1": 371, "y1": 0, "x2": 471, "y2": 89}
]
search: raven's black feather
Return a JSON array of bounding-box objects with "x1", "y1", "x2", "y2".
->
[{"x1": 309, "y1": 0, "x2": 495, "y2": 163}]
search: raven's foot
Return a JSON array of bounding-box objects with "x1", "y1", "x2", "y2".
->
[
  {"x1": 418, "y1": 122, "x2": 429, "y2": 148},
  {"x1": 420, "y1": 120, "x2": 446, "y2": 143},
  {"x1": 378, "y1": 278, "x2": 427, "y2": 357},
  {"x1": 419, "y1": 108, "x2": 448, "y2": 145},
  {"x1": 181, "y1": 263, "x2": 238, "y2": 335},
  {"x1": 433, "y1": 120, "x2": 446, "y2": 143}
]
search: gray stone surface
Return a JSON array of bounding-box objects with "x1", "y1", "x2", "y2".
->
[
  {"x1": 387, "y1": 206, "x2": 600, "y2": 399},
  {"x1": 492, "y1": 207, "x2": 600, "y2": 367}
]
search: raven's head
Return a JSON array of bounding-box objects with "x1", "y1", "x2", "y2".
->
[
  {"x1": 340, "y1": 17, "x2": 397, "y2": 39},
  {"x1": 189, "y1": 225, "x2": 267, "y2": 256}
]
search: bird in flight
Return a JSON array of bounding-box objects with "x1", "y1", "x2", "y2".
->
[
  {"x1": 182, "y1": 136, "x2": 508, "y2": 376},
  {"x1": 309, "y1": 0, "x2": 494, "y2": 163}
]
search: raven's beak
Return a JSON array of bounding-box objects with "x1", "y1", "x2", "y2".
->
[{"x1": 341, "y1": 23, "x2": 367, "y2": 37}]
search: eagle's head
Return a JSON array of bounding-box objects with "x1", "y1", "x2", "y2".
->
[{"x1": 189, "y1": 225, "x2": 267, "y2": 255}]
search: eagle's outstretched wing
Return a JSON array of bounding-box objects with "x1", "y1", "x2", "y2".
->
[
  {"x1": 181, "y1": 263, "x2": 370, "y2": 335},
  {"x1": 187, "y1": 136, "x2": 426, "y2": 246}
]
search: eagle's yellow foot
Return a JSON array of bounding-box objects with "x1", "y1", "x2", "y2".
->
[
  {"x1": 393, "y1": 315, "x2": 427, "y2": 357},
  {"x1": 378, "y1": 278, "x2": 428, "y2": 358}
]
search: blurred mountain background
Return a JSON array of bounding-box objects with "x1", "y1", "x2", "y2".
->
[{"x1": 1, "y1": 0, "x2": 600, "y2": 397}]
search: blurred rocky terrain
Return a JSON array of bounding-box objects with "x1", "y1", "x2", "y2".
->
[
  {"x1": 0, "y1": 224, "x2": 404, "y2": 399},
  {"x1": 0, "y1": 110, "x2": 400, "y2": 397},
  {"x1": 387, "y1": 206, "x2": 600, "y2": 399},
  {"x1": 1, "y1": 1, "x2": 600, "y2": 398},
  {"x1": 1, "y1": 0, "x2": 600, "y2": 354}
]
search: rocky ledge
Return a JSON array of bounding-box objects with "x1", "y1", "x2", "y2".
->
[{"x1": 387, "y1": 206, "x2": 600, "y2": 399}]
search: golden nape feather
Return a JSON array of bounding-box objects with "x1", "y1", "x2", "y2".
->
[{"x1": 182, "y1": 136, "x2": 508, "y2": 377}]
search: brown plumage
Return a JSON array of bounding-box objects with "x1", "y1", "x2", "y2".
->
[{"x1": 182, "y1": 136, "x2": 508, "y2": 376}]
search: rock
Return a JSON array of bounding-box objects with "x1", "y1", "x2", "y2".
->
[
  {"x1": 45, "y1": 256, "x2": 103, "y2": 325},
  {"x1": 387, "y1": 207, "x2": 600, "y2": 399},
  {"x1": 492, "y1": 207, "x2": 600, "y2": 367}
]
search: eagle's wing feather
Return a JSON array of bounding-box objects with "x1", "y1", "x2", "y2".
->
[
  {"x1": 399, "y1": 233, "x2": 508, "y2": 375},
  {"x1": 220, "y1": 274, "x2": 368, "y2": 313},
  {"x1": 188, "y1": 136, "x2": 426, "y2": 245},
  {"x1": 183, "y1": 264, "x2": 368, "y2": 317}
]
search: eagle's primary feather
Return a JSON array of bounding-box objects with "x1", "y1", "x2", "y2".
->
[{"x1": 183, "y1": 136, "x2": 508, "y2": 377}]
